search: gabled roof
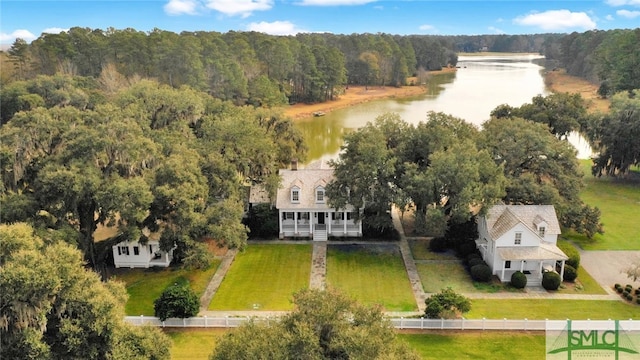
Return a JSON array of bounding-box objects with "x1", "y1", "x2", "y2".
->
[
  {"x1": 276, "y1": 167, "x2": 335, "y2": 210},
  {"x1": 485, "y1": 205, "x2": 561, "y2": 240}
]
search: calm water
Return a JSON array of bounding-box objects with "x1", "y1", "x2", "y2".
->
[{"x1": 296, "y1": 54, "x2": 592, "y2": 163}]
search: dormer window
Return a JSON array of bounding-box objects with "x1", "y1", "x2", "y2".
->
[
  {"x1": 316, "y1": 186, "x2": 325, "y2": 203},
  {"x1": 538, "y1": 227, "x2": 546, "y2": 237},
  {"x1": 291, "y1": 186, "x2": 300, "y2": 203}
]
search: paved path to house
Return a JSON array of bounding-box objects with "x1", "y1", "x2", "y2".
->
[
  {"x1": 391, "y1": 206, "x2": 427, "y2": 313},
  {"x1": 310, "y1": 242, "x2": 327, "y2": 290},
  {"x1": 199, "y1": 248, "x2": 238, "y2": 313},
  {"x1": 579, "y1": 250, "x2": 640, "y2": 295}
]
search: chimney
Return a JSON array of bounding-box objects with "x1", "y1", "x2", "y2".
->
[{"x1": 291, "y1": 158, "x2": 298, "y2": 171}]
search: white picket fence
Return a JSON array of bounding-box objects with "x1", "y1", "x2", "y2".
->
[{"x1": 124, "y1": 316, "x2": 638, "y2": 331}]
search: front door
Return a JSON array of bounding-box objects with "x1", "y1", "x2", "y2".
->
[{"x1": 318, "y1": 212, "x2": 325, "y2": 225}]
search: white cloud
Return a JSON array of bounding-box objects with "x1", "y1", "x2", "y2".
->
[
  {"x1": 488, "y1": 26, "x2": 505, "y2": 34},
  {"x1": 247, "y1": 20, "x2": 307, "y2": 35},
  {"x1": 296, "y1": 0, "x2": 376, "y2": 5},
  {"x1": 418, "y1": 24, "x2": 435, "y2": 31},
  {"x1": 164, "y1": 0, "x2": 199, "y2": 15},
  {"x1": 617, "y1": 9, "x2": 640, "y2": 17},
  {"x1": 0, "y1": 29, "x2": 37, "y2": 43},
  {"x1": 606, "y1": 0, "x2": 640, "y2": 6},
  {"x1": 42, "y1": 27, "x2": 69, "y2": 34},
  {"x1": 205, "y1": 0, "x2": 272, "y2": 18},
  {"x1": 606, "y1": 14, "x2": 615, "y2": 20},
  {"x1": 513, "y1": 10, "x2": 596, "y2": 31}
]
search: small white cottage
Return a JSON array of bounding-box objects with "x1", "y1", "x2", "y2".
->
[
  {"x1": 112, "y1": 240, "x2": 174, "y2": 268},
  {"x1": 475, "y1": 205, "x2": 568, "y2": 286},
  {"x1": 275, "y1": 162, "x2": 362, "y2": 240}
]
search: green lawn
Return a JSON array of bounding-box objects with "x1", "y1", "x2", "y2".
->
[
  {"x1": 408, "y1": 239, "x2": 458, "y2": 260},
  {"x1": 566, "y1": 160, "x2": 640, "y2": 250},
  {"x1": 399, "y1": 332, "x2": 546, "y2": 359},
  {"x1": 111, "y1": 262, "x2": 219, "y2": 316},
  {"x1": 417, "y1": 262, "x2": 477, "y2": 293},
  {"x1": 165, "y1": 328, "x2": 224, "y2": 360},
  {"x1": 208, "y1": 244, "x2": 312, "y2": 310},
  {"x1": 327, "y1": 245, "x2": 417, "y2": 311},
  {"x1": 467, "y1": 299, "x2": 638, "y2": 320},
  {"x1": 556, "y1": 266, "x2": 607, "y2": 295}
]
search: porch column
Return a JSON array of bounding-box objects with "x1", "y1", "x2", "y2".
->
[
  {"x1": 559, "y1": 260, "x2": 566, "y2": 280},
  {"x1": 343, "y1": 210, "x2": 347, "y2": 235},
  {"x1": 278, "y1": 210, "x2": 283, "y2": 238},
  {"x1": 501, "y1": 262, "x2": 506, "y2": 282},
  {"x1": 309, "y1": 211, "x2": 313, "y2": 235},
  {"x1": 327, "y1": 212, "x2": 332, "y2": 235},
  {"x1": 520, "y1": 261, "x2": 524, "y2": 272},
  {"x1": 538, "y1": 261, "x2": 543, "y2": 275},
  {"x1": 294, "y1": 211, "x2": 298, "y2": 234}
]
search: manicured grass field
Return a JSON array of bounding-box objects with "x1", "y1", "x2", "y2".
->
[
  {"x1": 208, "y1": 244, "x2": 312, "y2": 310},
  {"x1": 417, "y1": 262, "x2": 477, "y2": 293},
  {"x1": 556, "y1": 266, "x2": 607, "y2": 295},
  {"x1": 566, "y1": 160, "x2": 640, "y2": 250},
  {"x1": 112, "y1": 262, "x2": 219, "y2": 315},
  {"x1": 165, "y1": 328, "x2": 224, "y2": 360},
  {"x1": 398, "y1": 332, "x2": 546, "y2": 359},
  {"x1": 467, "y1": 299, "x2": 638, "y2": 320},
  {"x1": 326, "y1": 244, "x2": 417, "y2": 311}
]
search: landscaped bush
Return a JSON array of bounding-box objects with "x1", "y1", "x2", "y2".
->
[
  {"x1": 154, "y1": 282, "x2": 199, "y2": 321},
  {"x1": 614, "y1": 283, "x2": 621, "y2": 290},
  {"x1": 542, "y1": 272, "x2": 562, "y2": 291},
  {"x1": 625, "y1": 284, "x2": 633, "y2": 292},
  {"x1": 637, "y1": 298, "x2": 640, "y2": 305},
  {"x1": 455, "y1": 241, "x2": 478, "y2": 258},
  {"x1": 557, "y1": 241, "x2": 580, "y2": 269},
  {"x1": 626, "y1": 293, "x2": 633, "y2": 301},
  {"x1": 424, "y1": 287, "x2": 471, "y2": 319},
  {"x1": 429, "y1": 237, "x2": 448, "y2": 252},
  {"x1": 510, "y1": 271, "x2": 527, "y2": 289},
  {"x1": 464, "y1": 253, "x2": 481, "y2": 266},
  {"x1": 468, "y1": 257, "x2": 486, "y2": 268},
  {"x1": 470, "y1": 264, "x2": 492, "y2": 282},
  {"x1": 243, "y1": 204, "x2": 279, "y2": 239},
  {"x1": 635, "y1": 289, "x2": 640, "y2": 295},
  {"x1": 563, "y1": 264, "x2": 578, "y2": 282},
  {"x1": 623, "y1": 290, "x2": 630, "y2": 298},
  {"x1": 617, "y1": 286, "x2": 624, "y2": 293}
]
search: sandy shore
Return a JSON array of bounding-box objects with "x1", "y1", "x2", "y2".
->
[
  {"x1": 544, "y1": 69, "x2": 610, "y2": 114},
  {"x1": 282, "y1": 69, "x2": 456, "y2": 120}
]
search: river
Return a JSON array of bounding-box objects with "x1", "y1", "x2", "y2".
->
[{"x1": 295, "y1": 54, "x2": 592, "y2": 164}]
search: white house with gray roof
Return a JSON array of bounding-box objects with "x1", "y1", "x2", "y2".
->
[
  {"x1": 475, "y1": 205, "x2": 568, "y2": 286},
  {"x1": 276, "y1": 163, "x2": 362, "y2": 241}
]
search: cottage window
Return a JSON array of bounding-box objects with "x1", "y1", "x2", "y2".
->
[
  {"x1": 298, "y1": 212, "x2": 309, "y2": 220},
  {"x1": 283, "y1": 212, "x2": 294, "y2": 220},
  {"x1": 538, "y1": 227, "x2": 546, "y2": 237},
  {"x1": 291, "y1": 187, "x2": 300, "y2": 203},
  {"x1": 331, "y1": 212, "x2": 344, "y2": 220},
  {"x1": 514, "y1": 232, "x2": 522, "y2": 245},
  {"x1": 316, "y1": 187, "x2": 325, "y2": 203},
  {"x1": 505, "y1": 260, "x2": 511, "y2": 269},
  {"x1": 346, "y1": 212, "x2": 356, "y2": 220},
  {"x1": 133, "y1": 246, "x2": 140, "y2": 256},
  {"x1": 118, "y1": 246, "x2": 130, "y2": 256}
]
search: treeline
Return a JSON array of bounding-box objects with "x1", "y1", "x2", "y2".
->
[
  {"x1": 543, "y1": 28, "x2": 640, "y2": 95},
  {"x1": 4, "y1": 28, "x2": 564, "y2": 107}
]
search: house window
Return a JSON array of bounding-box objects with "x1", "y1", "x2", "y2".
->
[
  {"x1": 118, "y1": 246, "x2": 130, "y2": 256},
  {"x1": 283, "y1": 212, "x2": 294, "y2": 220},
  {"x1": 331, "y1": 212, "x2": 344, "y2": 220},
  {"x1": 538, "y1": 227, "x2": 546, "y2": 237},
  {"x1": 316, "y1": 187, "x2": 325, "y2": 203},
  {"x1": 298, "y1": 212, "x2": 309, "y2": 220},
  {"x1": 514, "y1": 232, "x2": 522, "y2": 245},
  {"x1": 149, "y1": 245, "x2": 153, "y2": 254},
  {"x1": 505, "y1": 260, "x2": 511, "y2": 269},
  {"x1": 291, "y1": 187, "x2": 300, "y2": 203},
  {"x1": 346, "y1": 212, "x2": 356, "y2": 220},
  {"x1": 133, "y1": 246, "x2": 140, "y2": 256}
]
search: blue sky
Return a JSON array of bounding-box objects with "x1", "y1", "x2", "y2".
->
[{"x1": 1, "y1": 0, "x2": 639, "y2": 45}]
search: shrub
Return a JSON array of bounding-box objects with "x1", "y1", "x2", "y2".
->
[
  {"x1": 510, "y1": 271, "x2": 527, "y2": 289},
  {"x1": 464, "y1": 253, "x2": 481, "y2": 266},
  {"x1": 542, "y1": 272, "x2": 561, "y2": 291},
  {"x1": 154, "y1": 282, "x2": 200, "y2": 321},
  {"x1": 557, "y1": 241, "x2": 580, "y2": 269},
  {"x1": 637, "y1": 298, "x2": 640, "y2": 305},
  {"x1": 623, "y1": 290, "x2": 630, "y2": 298},
  {"x1": 424, "y1": 287, "x2": 471, "y2": 319},
  {"x1": 563, "y1": 264, "x2": 578, "y2": 282},
  {"x1": 626, "y1": 294, "x2": 633, "y2": 301},
  {"x1": 614, "y1": 283, "x2": 621, "y2": 290},
  {"x1": 455, "y1": 241, "x2": 478, "y2": 258},
  {"x1": 429, "y1": 237, "x2": 448, "y2": 252},
  {"x1": 635, "y1": 289, "x2": 640, "y2": 295},
  {"x1": 617, "y1": 286, "x2": 624, "y2": 294},
  {"x1": 468, "y1": 257, "x2": 486, "y2": 268},
  {"x1": 470, "y1": 264, "x2": 492, "y2": 282},
  {"x1": 625, "y1": 284, "x2": 633, "y2": 292}
]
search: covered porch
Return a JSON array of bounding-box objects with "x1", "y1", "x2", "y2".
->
[
  {"x1": 495, "y1": 244, "x2": 568, "y2": 287},
  {"x1": 279, "y1": 209, "x2": 362, "y2": 240}
]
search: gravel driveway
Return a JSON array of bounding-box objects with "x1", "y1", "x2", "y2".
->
[{"x1": 580, "y1": 250, "x2": 640, "y2": 294}]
